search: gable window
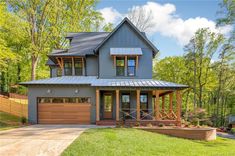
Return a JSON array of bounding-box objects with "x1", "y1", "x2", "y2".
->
[
  {"x1": 116, "y1": 57, "x2": 125, "y2": 76},
  {"x1": 127, "y1": 57, "x2": 136, "y2": 76},
  {"x1": 74, "y1": 58, "x2": 83, "y2": 76},
  {"x1": 64, "y1": 60, "x2": 72, "y2": 75}
]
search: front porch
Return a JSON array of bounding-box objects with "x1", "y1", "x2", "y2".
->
[{"x1": 95, "y1": 88, "x2": 182, "y2": 126}]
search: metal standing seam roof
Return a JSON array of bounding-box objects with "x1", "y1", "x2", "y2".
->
[
  {"x1": 110, "y1": 48, "x2": 143, "y2": 55},
  {"x1": 20, "y1": 76, "x2": 188, "y2": 88}
]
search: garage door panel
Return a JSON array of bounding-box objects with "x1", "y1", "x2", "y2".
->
[
  {"x1": 38, "y1": 106, "x2": 90, "y2": 112},
  {"x1": 38, "y1": 103, "x2": 91, "y2": 124},
  {"x1": 38, "y1": 119, "x2": 90, "y2": 124}
]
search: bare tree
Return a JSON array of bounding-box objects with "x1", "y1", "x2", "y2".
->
[{"x1": 127, "y1": 6, "x2": 154, "y2": 32}]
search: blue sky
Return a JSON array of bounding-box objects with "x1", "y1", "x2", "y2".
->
[{"x1": 96, "y1": 0, "x2": 230, "y2": 58}]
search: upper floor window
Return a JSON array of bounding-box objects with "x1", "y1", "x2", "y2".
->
[
  {"x1": 64, "y1": 60, "x2": 72, "y2": 75},
  {"x1": 116, "y1": 57, "x2": 125, "y2": 76},
  {"x1": 127, "y1": 57, "x2": 136, "y2": 76},
  {"x1": 74, "y1": 58, "x2": 83, "y2": 76},
  {"x1": 57, "y1": 68, "x2": 62, "y2": 77}
]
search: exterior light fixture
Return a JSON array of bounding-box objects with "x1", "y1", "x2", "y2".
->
[
  {"x1": 75, "y1": 89, "x2": 79, "y2": 94},
  {"x1": 47, "y1": 89, "x2": 51, "y2": 93}
]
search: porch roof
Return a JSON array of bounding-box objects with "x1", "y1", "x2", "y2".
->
[
  {"x1": 20, "y1": 76, "x2": 188, "y2": 89},
  {"x1": 110, "y1": 48, "x2": 143, "y2": 55}
]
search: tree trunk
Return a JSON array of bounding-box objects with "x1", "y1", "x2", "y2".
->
[
  {"x1": 17, "y1": 63, "x2": 21, "y2": 83},
  {"x1": 193, "y1": 52, "x2": 197, "y2": 111},
  {"x1": 185, "y1": 90, "x2": 190, "y2": 121},
  {"x1": 31, "y1": 56, "x2": 38, "y2": 80},
  {"x1": 198, "y1": 85, "x2": 203, "y2": 108}
]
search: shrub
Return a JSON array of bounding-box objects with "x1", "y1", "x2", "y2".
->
[
  {"x1": 135, "y1": 122, "x2": 140, "y2": 127},
  {"x1": 146, "y1": 123, "x2": 152, "y2": 127},
  {"x1": 21, "y1": 117, "x2": 27, "y2": 124},
  {"x1": 231, "y1": 128, "x2": 235, "y2": 134},
  {"x1": 192, "y1": 118, "x2": 200, "y2": 126},
  {"x1": 204, "y1": 120, "x2": 213, "y2": 127},
  {"x1": 158, "y1": 123, "x2": 165, "y2": 127}
]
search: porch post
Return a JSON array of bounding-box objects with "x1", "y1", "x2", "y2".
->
[
  {"x1": 116, "y1": 89, "x2": 120, "y2": 121},
  {"x1": 96, "y1": 89, "x2": 100, "y2": 121},
  {"x1": 136, "y1": 89, "x2": 140, "y2": 121},
  {"x1": 176, "y1": 90, "x2": 182, "y2": 123},
  {"x1": 155, "y1": 90, "x2": 160, "y2": 120}
]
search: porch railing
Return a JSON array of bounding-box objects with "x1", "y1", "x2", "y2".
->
[
  {"x1": 119, "y1": 109, "x2": 177, "y2": 121},
  {"x1": 119, "y1": 109, "x2": 155, "y2": 121}
]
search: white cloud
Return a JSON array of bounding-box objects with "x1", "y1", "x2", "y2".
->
[
  {"x1": 98, "y1": 7, "x2": 122, "y2": 24},
  {"x1": 98, "y1": 2, "x2": 232, "y2": 46}
]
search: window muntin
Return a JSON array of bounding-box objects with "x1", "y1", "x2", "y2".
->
[
  {"x1": 38, "y1": 97, "x2": 91, "y2": 103},
  {"x1": 140, "y1": 94, "x2": 148, "y2": 110},
  {"x1": 127, "y1": 58, "x2": 136, "y2": 76},
  {"x1": 116, "y1": 57, "x2": 125, "y2": 76},
  {"x1": 74, "y1": 59, "x2": 83, "y2": 76},
  {"x1": 38, "y1": 98, "x2": 51, "y2": 103},
  {"x1": 64, "y1": 60, "x2": 72, "y2": 75},
  {"x1": 121, "y1": 94, "x2": 130, "y2": 110}
]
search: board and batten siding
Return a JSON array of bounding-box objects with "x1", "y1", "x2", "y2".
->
[
  {"x1": 86, "y1": 56, "x2": 98, "y2": 76},
  {"x1": 28, "y1": 85, "x2": 96, "y2": 124},
  {"x1": 98, "y1": 22, "x2": 153, "y2": 79}
]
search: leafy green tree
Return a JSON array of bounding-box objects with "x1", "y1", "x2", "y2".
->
[
  {"x1": 184, "y1": 28, "x2": 224, "y2": 109},
  {"x1": 6, "y1": 0, "x2": 106, "y2": 80}
]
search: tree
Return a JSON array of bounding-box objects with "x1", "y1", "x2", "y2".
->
[
  {"x1": 184, "y1": 28, "x2": 224, "y2": 109},
  {"x1": 6, "y1": 0, "x2": 105, "y2": 80},
  {"x1": 127, "y1": 5, "x2": 154, "y2": 32}
]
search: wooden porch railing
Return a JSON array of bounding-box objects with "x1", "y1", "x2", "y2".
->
[{"x1": 119, "y1": 108, "x2": 177, "y2": 121}]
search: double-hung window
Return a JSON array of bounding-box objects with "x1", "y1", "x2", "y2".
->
[
  {"x1": 64, "y1": 60, "x2": 72, "y2": 76},
  {"x1": 116, "y1": 57, "x2": 125, "y2": 76},
  {"x1": 140, "y1": 94, "x2": 148, "y2": 111},
  {"x1": 121, "y1": 94, "x2": 130, "y2": 111},
  {"x1": 127, "y1": 57, "x2": 136, "y2": 76},
  {"x1": 74, "y1": 58, "x2": 83, "y2": 76}
]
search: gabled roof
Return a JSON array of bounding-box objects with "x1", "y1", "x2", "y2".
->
[
  {"x1": 49, "y1": 32, "x2": 109, "y2": 57},
  {"x1": 20, "y1": 76, "x2": 188, "y2": 89},
  {"x1": 94, "y1": 17, "x2": 159, "y2": 56},
  {"x1": 46, "y1": 18, "x2": 159, "y2": 61}
]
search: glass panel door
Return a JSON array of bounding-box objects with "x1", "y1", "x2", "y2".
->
[{"x1": 104, "y1": 94, "x2": 112, "y2": 119}]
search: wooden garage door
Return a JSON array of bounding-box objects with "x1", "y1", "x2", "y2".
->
[{"x1": 38, "y1": 103, "x2": 91, "y2": 124}]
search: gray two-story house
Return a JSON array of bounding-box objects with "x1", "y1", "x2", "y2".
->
[{"x1": 22, "y1": 18, "x2": 187, "y2": 125}]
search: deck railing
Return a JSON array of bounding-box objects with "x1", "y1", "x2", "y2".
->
[
  {"x1": 119, "y1": 109, "x2": 155, "y2": 121},
  {"x1": 119, "y1": 109, "x2": 177, "y2": 121}
]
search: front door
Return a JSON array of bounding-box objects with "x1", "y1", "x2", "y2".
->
[{"x1": 103, "y1": 94, "x2": 112, "y2": 119}]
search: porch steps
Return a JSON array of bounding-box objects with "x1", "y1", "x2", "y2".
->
[{"x1": 96, "y1": 120, "x2": 116, "y2": 126}]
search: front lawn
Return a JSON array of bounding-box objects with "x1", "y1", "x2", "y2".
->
[
  {"x1": 0, "y1": 111, "x2": 23, "y2": 130},
  {"x1": 63, "y1": 128, "x2": 235, "y2": 156}
]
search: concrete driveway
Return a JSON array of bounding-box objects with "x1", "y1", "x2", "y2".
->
[{"x1": 0, "y1": 124, "x2": 100, "y2": 156}]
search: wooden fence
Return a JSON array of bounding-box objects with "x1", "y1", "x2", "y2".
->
[{"x1": 0, "y1": 95, "x2": 28, "y2": 118}]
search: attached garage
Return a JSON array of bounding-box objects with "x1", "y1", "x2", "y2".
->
[{"x1": 37, "y1": 97, "x2": 91, "y2": 124}]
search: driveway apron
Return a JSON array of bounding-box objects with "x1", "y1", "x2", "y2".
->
[{"x1": 0, "y1": 124, "x2": 99, "y2": 156}]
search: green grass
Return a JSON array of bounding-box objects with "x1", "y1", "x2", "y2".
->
[
  {"x1": 0, "y1": 111, "x2": 22, "y2": 130},
  {"x1": 63, "y1": 128, "x2": 235, "y2": 156}
]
